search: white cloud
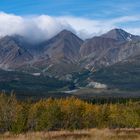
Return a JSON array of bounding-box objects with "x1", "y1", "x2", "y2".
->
[
  {"x1": 0, "y1": 12, "x2": 140, "y2": 42},
  {"x1": 125, "y1": 27, "x2": 140, "y2": 36},
  {"x1": 0, "y1": 12, "x2": 73, "y2": 42},
  {"x1": 0, "y1": 12, "x2": 24, "y2": 36}
]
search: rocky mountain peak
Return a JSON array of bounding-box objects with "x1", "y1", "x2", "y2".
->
[
  {"x1": 101, "y1": 28, "x2": 135, "y2": 42},
  {"x1": 54, "y1": 29, "x2": 81, "y2": 41}
]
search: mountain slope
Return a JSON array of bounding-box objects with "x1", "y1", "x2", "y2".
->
[
  {"x1": 30, "y1": 30, "x2": 84, "y2": 76},
  {"x1": 41, "y1": 30, "x2": 83, "y2": 62},
  {"x1": 91, "y1": 54, "x2": 140, "y2": 90},
  {"x1": 0, "y1": 30, "x2": 83, "y2": 76},
  {"x1": 0, "y1": 35, "x2": 33, "y2": 69},
  {"x1": 80, "y1": 29, "x2": 140, "y2": 70},
  {"x1": 80, "y1": 37, "x2": 118, "y2": 68},
  {"x1": 0, "y1": 69, "x2": 71, "y2": 99},
  {"x1": 101, "y1": 28, "x2": 137, "y2": 42}
]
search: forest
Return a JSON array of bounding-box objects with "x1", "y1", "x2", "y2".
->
[{"x1": 0, "y1": 93, "x2": 139, "y2": 134}]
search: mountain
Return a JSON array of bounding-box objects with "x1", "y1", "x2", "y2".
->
[
  {"x1": 0, "y1": 35, "x2": 33, "y2": 69},
  {"x1": 101, "y1": 28, "x2": 137, "y2": 42},
  {"x1": 0, "y1": 30, "x2": 83, "y2": 76},
  {"x1": 80, "y1": 36, "x2": 118, "y2": 68},
  {"x1": 90, "y1": 54, "x2": 140, "y2": 90},
  {"x1": 0, "y1": 28, "x2": 140, "y2": 97},
  {"x1": 31, "y1": 30, "x2": 83, "y2": 76},
  {"x1": 0, "y1": 28, "x2": 140, "y2": 78},
  {"x1": 80, "y1": 29, "x2": 140, "y2": 70},
  {"x1": 41, "y1": 30, "x2": 83, "y2": 62}
]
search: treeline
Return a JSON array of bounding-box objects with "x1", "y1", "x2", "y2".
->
[{"x1": 0, "y1": 94, "x2": 140, "y2": 133}]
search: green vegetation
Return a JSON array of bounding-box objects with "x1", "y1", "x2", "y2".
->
[
  {"x1": 71, "y1": 56, "x2": 140, "y2": 91},
  {"x1": 0, "y1": 94, "x2": 139, "y2": 134},
  {"x1": 91, "y1": 59, "x2": 140, "y2": 90},
  {"x1": 0, "y1": 69, "x2": 72, "y2": 99}
]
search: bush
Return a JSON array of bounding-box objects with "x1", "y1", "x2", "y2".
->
[{"x1": 0, "y1": 94, "x2": 139, "y2": 133}]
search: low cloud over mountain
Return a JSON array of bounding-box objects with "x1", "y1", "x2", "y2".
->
[{"x1": 0, "y1": 12, "x2": 140, "y2": 42}]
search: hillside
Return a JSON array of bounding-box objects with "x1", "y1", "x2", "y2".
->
[
  {"x1": 0, "y1": 69, "x2": 72, "y2": 99},
  {"x1": 91, "y1": 54, "x2": 140, "y2": 90}
]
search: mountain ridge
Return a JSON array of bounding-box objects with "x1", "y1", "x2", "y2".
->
[
  {"x1": 0, "y1": 28, "x2": 140, "y2": 77},
  {"x1": 101, "y1": 28, "x2": 136, "y2": 42}
]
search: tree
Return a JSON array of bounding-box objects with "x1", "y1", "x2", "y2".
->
[{"x1": 0, "y1": 94, "x2": 20, "y2": 132}]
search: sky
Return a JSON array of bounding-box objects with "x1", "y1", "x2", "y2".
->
[{"x1": 0, "y1": 0, "x2": 140, "y2": 41}]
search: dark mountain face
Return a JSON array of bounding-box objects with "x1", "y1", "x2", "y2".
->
[{"x1": 0, "y1": 28, "x2": 140, "y2": 77}]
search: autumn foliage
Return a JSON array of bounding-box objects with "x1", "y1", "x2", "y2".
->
[{"x1": 0, "y1": 94, "x2": 139, "y2": 133}]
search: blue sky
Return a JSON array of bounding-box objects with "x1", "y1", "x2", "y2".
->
[
  {"x1": 0, "y1": 0, "x2": 140, "y2": 40},
  {"x1": 0, "y1": 0, "x2": 140, "y2": 18}
]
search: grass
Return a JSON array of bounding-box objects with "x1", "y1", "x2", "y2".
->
[{"x1": 0, "y1": 129, "x2": 140, "y2": 140}]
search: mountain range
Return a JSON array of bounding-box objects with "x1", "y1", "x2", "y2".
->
[
  {"x1": 0, "y1": 28, "x2": 140, "y2": 74},
  {"x1": 0, "y1": 28, "x2": 140, "y2": 97}
]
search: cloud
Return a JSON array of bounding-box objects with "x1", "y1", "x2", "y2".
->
[
  {"x1": 0, "y1": 12, "x2": 140, "y2": 42},
  {"x1": 0, "y1": 12, "x2": 73, "y2": 42},
  {"x1": 56, "y1": 15, "x2": 140, "y2": 38}
]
